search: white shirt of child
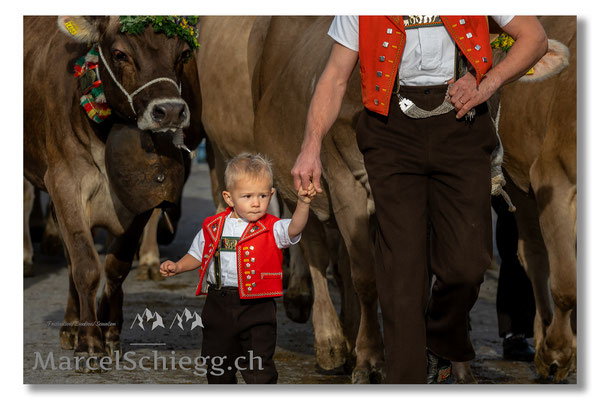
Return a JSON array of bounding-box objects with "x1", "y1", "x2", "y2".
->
[
  {"x1": 187, "y1": 213, "x2": 301, "y2": 287},
  {"x1": 328, "y1": 15, "x2": 515, "y2": 86}
]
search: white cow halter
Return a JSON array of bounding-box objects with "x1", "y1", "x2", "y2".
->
[
  {"x1": 96, "y1": 44, "x2": 182, "y2": 116},
  {"x1": 96, "y1": 44, "x2": 192, "y2": 153}
]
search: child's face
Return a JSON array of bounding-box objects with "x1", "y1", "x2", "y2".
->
[{"x1": 222, "y1": 173, "x2": 275, "y2": 222}]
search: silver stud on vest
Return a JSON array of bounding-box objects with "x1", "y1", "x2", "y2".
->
[
  {"x1": 482, "y1": 57, "x2": 488, "y2": 63},
  {"x1": 379, "y1": 56, "x2": 385, "y2": 62},
  {"x1": 383, "y1": 41, "x2": 389, "y2": 48},
  {"x1": 375, "y1": 85, "x2": 380, "y2": 91},
  {"x1": 374, "y1": 99, "x2": 379, "y2": 105},
  {"x1": 377, "y1": 71, "x2": 383, "y2": 77},
  {"x1": 386, "y1": 28, "x2": 393, "y2": 34},
  {"x1": 466, "y1": 32, "x2": 473, "y2": 39},
  {"x1": 459, "y1": 19, "x2": 466, "y2": 25},
  {"x1": 475, "y1": 44, "x2": 481, "y2": 51}
]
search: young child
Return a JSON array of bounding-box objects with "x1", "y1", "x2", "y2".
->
[{"x1": 160, "y1": 153, "x2": 316, "y2": 384}]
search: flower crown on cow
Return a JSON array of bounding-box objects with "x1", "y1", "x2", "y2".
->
[{"x1": 119, "y1": 16, "x2": 200, "y2": 50}]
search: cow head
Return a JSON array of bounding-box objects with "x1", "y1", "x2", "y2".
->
[{"x1": 58, "y1": 16, "x2": 197, "y2": 133}]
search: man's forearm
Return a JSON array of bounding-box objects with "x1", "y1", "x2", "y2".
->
[
  {"x1": 301, "y1": 70, "x2": 349, "y2": 153},
  {"x1": 485, "y1": 16, "x2": 548, "y2": 90}
]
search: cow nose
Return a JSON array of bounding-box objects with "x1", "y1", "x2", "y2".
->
[{"x1": 151, "y1": 102, "x2": 187, "y2": 125}]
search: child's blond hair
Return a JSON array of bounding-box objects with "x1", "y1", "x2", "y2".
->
[{"x1": 224, "y1": 153, "x2": 274, "y2": 190}]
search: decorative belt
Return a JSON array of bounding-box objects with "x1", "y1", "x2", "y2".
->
[{"x1": 396, "y1": 45, "x2": 476, "y2": 121}]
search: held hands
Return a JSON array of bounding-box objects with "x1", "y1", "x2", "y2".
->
[
  {"x1": 291, "y1": 148, "x2": 324, "y2": 194},
  {"x1": 159, "y1": 260, "x2": 179, "y2": 277},
  {"x1": 298, "y1": 182, "x2": 317, "y2": 204},
  {"x1": 447, "y1": 72, "x2": 500, "y2": 119}
]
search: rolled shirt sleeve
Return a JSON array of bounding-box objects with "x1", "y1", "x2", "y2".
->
[
  {"x1": 328, "y1": 15, "x2": 359, "y2": 52},
  {"x1": 273, "y1": 219, "x2": 301, "y2": 249},
  {"x1": 491, "y1": 15, "x2": 515, "y2": 28}
]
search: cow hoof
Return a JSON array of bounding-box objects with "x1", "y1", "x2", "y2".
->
[
  {"x1": 451, "y1": 361, "x2": 477, "y2": 384},
  {"x1": 104, "y1": 339, "x2": 122, "y2": 360},
  {"x1": 74, "y1": 352, "x2": 108, "y2": 374},
  {"x1": 24, "y1": 261, "x2": 34, "y2": 277},
  {"x1": 369, "y1": 364, "x2": 385, "y2": 384},
  {"x1": 136, "y1": 263, "x2": 150, "y2": 280},
  {"x1": 534, "y1": 345, "x2": 576, "y2": 383},
  {"x1": 283, "y1": 292, "x2": 312, "y2": 323},
  {"x1": 59, "y1": 325, "x2": 78, "y2": 350},
  {"x1": 315, "y1": 338, "x2": 348, "y2": 370},
  {"x1": 148, "y1": 264, "x2": 166, "y2": 281},
  {"x1": 351, "y1": 367, "x2": 370, "y2": 384},
  {"x1": 137, "y1": 263, "x2": 165, "y2": 281}
]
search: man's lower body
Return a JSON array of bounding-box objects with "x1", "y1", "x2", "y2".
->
[
  {"x1": 356, "y1": 85, "x2": 498, "y2": 383},
  {"x1": 201, "y1": 286, "x2": 278, "y2": 383}
]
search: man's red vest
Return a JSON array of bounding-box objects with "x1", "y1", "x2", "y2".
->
[
  {"x1": 195, "y1": 208, "x2": 284, "y2": 299},
  {"x1": 358, "y1": 16, "x2": 493, "y2": 116}
]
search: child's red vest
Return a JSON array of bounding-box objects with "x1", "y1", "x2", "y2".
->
[
  {"x1": 358, "y1": 16, "x2": 493, "y2": 116},
  {"x1": 195, "y1": 208, "x2": 284, "y2": 299}
]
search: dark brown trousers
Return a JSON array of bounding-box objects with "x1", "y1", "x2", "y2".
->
[
  {"x1": 201, "y1": 286, "x2": 278, "y2": 383},
  {"x1": 356, "y1": 85, "x2": 498, "y2": 383}
]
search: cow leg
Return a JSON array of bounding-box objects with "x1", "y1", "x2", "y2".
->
[
  {"x1": 283, "y1": 244, "x2": 313, "y2": 323},
  {"x1": 331, "y1": 230, "x2": 362, "y2": 373},
  {"x1": 282, "y1": 201, "x2": 313, "y2": 323},
  {"x1": 324, "y1": 146, "x2": 384, "y2": 384},
  {"x1": 136, "y1": 208, "x2": 164, "y2": 281},
  {"x1": 40, "y1": 200, "x2": 64, "y2": 256},
  {"x1": 60, "y1": 259, "x2": 81, "y2": 351},
  {"x1": 99, "y1": 210, "x2": 153, "y2": 359},
  {"x1": 300, "y1": 215, "x2": 350, "y2": 371},
  {"x1": 529, "y1": 158, "x2": 577, "y2": 382},
  {"x1": 504, "y1": 178, "x2": 554, "y2": 370},
  {"x1": 24, "y1": 177, "x2": 35, "y2": 277},
  {"x1": 45, "y1": 168, "x2": 105, "y2": 371}
]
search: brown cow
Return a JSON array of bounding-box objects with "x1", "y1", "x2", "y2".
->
[
  {"x1": 496, "y1": 16, "x2": 576, "y2": 382},
  {"x1": 23, "y1": 16, "x2": 202, "y2": 369},
  {"x1": 196, "y1": 16, "x2": 384, "y2": 383}
]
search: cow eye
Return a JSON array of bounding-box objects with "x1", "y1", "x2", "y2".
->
[
  {"x1": 112, "y1": 49, "x2": 129, "y2": 62},
  {"x1": 180, "y1": 50, "x2": 192, "y2": 63}
]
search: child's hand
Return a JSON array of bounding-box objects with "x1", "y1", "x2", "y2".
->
[
  {"x1": 298, "y1": 182, "x2": 317, "y2": 204},
  {"x1": 160, "y1": 260, "x2": 179, "y2": 277}
]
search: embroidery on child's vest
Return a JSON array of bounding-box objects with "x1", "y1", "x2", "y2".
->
[{"x1": 73, "y1": 45, "x2": 111, "y2": 123}]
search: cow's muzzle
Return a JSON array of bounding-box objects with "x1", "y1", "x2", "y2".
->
[{"x1": 138, "y1": 98, "x2": 191, "y2": 132}]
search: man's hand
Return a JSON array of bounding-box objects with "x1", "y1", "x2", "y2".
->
[
  {"x1": 447, "y1": 72, "x2": 500, "y2": 119},
  {"x1": 160, "y1": 260, "x2": 179, "y2": 277},
  {"x1": 291, "y1": 148, "x2": 323, "y2": 193}
]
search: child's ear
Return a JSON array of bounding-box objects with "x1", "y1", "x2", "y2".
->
[{"x1": 222, "y1": 191, "x2": 234, "y2": 207}]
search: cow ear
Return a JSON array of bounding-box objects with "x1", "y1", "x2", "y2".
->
[
  {"x1": 57, "y1": 16, "x2": 110, "y2": 43},
  {"x1": 519, "y1": 39, "x2": 570, "y2": 83}
]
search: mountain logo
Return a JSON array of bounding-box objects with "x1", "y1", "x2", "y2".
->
[
  {"x1": 130, "y1": 308, "x2": 164, "y2": 331},
  {"x1": 129, "y1": 308, "x2": 203, "y2": 331},
  {"x1": 170, "y1": 308, "x2": 204, "y2": 331}
]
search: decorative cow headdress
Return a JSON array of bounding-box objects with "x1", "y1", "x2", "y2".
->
[{"x1": 119, "y1": 16, "x2": 200, "y2": 51}]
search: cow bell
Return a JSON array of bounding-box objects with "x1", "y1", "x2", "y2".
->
[{"x1": 105, "y1": 123, "x2": 185, "y2": 215}]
